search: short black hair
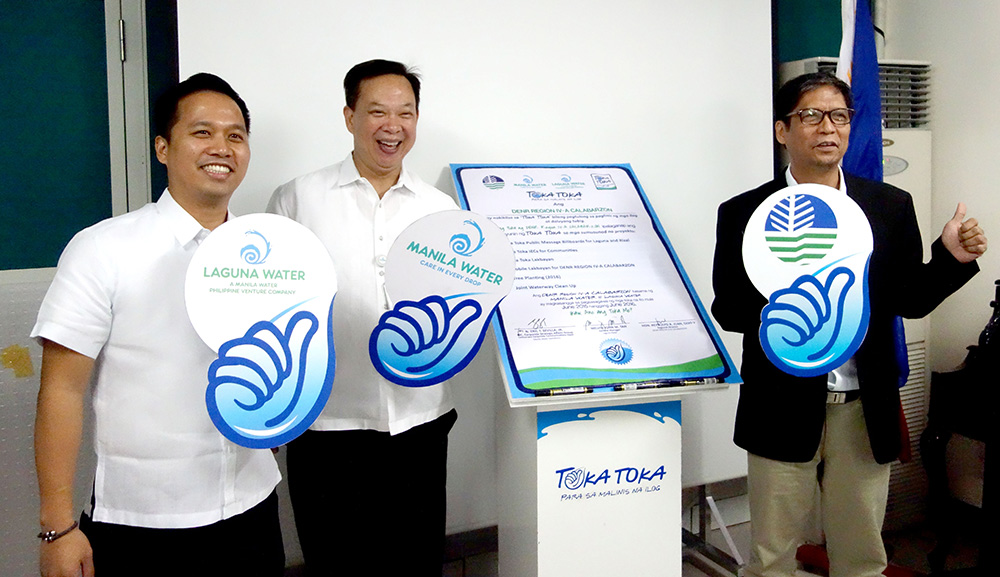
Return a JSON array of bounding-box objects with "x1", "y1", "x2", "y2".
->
[
  {"x1": 153, "y1": 72, "x2": 250, "y2": 140},
  {"x1": 344, "y1": 59, "x2": 421, "y2": 111},
  {"x1": 775, "y1": 72, "x2": 853, "y2": 124}
]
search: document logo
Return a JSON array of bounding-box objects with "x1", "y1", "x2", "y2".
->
[
  {"x1": 482, "y1": 175, "x2": 505, "y2": 190},
  {"x1": 600, "y1": 338, "x2": 633, "y2": 365},
  {"x1": 553, "y1": 174, "x2": 585, "y2": 189},
  {"x1": 591, "y1": 173, "x2": 617, "y2": 190}
]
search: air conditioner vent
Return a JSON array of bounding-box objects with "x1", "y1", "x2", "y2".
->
[
  {"x1": 880, "y1": 62, "x2": 931, "y2": 129},
  {"x1": 885, "y1": 340, "x2": 931, "y2": 531}
]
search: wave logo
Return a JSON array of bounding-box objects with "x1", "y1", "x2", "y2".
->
[
  {"x1": 560, "y1": 174, "x2": 572, "y2": 183},
  {"x1": 759, "y1": 266, "x2": 869, "y2": 378},
  {"x1": 558, "y1": 468, "x2": 588, "y2": 490},
  {"x1": 482, "y1": 175, "x2": 505, "y2": 190},
  {"x1": 372, "y1": 210, "x2": 513, "y2": 388},
  {"x1": 208, "y1": 301, "x2": 335, "y2": 448},
  {"x1": 450, "y1": 220, "x2": 485, "y2": 256},
  {"x1": 370, "y1": 295, "x2": 485, "y2": 387},
  {"x1": 765, "y1": 194, "x2": 837, "y2": 266},
  {"x1": 241, "y1": 230, "x2": 272, "y2": 265},
  {"x1": 600, "y1": 339, "x2": 633, "y2": 365},
  {"x1": 522, "y1": 175, "x2": 534, "y2": 184}
]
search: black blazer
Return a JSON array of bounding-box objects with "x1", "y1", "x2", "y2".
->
[{"x1": 712, "y1": 173, "x2": 978, "y2": 464}]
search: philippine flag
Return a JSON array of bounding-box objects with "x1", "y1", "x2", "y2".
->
[
  {"x1": 837, "y1": 1, "x2": 910, "y2": 388},
  {"x1": 836, "y1": 0, "x2": 883, "y2": 182}
]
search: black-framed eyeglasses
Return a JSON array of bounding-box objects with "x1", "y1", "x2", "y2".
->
[{"x1": 786, "y1": 108, "x2": 855, "y2": 126}]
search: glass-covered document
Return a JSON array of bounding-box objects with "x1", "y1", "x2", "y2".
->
[{"x1": 452, "y1": 165, "x2": 736, "y2": 399}]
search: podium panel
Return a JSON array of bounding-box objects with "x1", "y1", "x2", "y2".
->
[{"x1": 498, "y1": 394, "x2": 682, "y2": 577}]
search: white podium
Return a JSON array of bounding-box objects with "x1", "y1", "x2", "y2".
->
[
  {"x1": 495, "y1": 385, "x2": 724, "y2": 577},
  {"x1": 450, "y1": 163, "x2": 741, "y2": 575}
]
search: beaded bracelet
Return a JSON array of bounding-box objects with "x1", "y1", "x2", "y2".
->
[{"x1": 37, "y1": 521, "x2": 79, "y2": 543}]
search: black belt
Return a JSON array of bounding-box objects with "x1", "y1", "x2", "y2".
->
[{"x1": 826, "y1": 390, "x2": 861, "y2": 404}]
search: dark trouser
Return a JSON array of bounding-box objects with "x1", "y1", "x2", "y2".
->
[
  {"x1": 286, "y1": 409, "x2": 457, "y2": 577},
  {"x1": 79, "y1": 490, "x2": 285, "y2": 577}
]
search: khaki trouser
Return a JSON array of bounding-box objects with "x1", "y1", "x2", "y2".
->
[{"x1": 745, "y1": 399, "x2": 892, "y2": 577}]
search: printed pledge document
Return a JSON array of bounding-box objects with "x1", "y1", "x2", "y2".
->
[{"x1": 452, "y1": 165, "x2": 736, "y2": 401}]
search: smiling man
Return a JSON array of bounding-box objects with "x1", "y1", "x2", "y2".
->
[
  {"x1": 268, "y1": 59, "x2": 459, "y2": 576},
  {"x1": 712, "y1": 72, "x2": 987, "y2": 577},
  {"x1": 32, "y1": 74, "x2": 283, "y2": 577}
]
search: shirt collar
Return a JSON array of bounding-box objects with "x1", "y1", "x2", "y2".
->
[
  {"x1": 155, "y1": 189, "x2": 232, "y2": 246},
  {"x1": 336, "y1": 152, "x2": 417, "y2": 197},
  {"x1": 784, "y1": 165, "x2": 847, "y2": 194}
]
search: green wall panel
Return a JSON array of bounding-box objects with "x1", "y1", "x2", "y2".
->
[
  {"x1": 1, "y1": 1, "x2": 112, "y2": 270},
  {"x1": 775, "y1": 0, "x2": 843, "y2": 63}
]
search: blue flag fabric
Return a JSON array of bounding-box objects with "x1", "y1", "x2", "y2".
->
[
  {"x1": 840, "y1": 0, "x2": 883, "y2": 181},
  {"x1": 837, "y1": 2, "x2": 905, "y2": 386}
]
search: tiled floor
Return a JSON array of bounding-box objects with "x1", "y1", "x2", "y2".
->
[
  {"x1": 436, "y1": 524, "x2": 753, "y2": 577},
  {"x1": 882, "y1": 522, "x2": 981, "y2": 576},
  {"x1": 436, "y1": 523, "x2": 982, "y2": 577},
  {"x1": 442, "y1": 551, "x2": 500, "y2": 577},
  {"x1": 683, "y1": 516, "x2": 984, "y2": 577},
  {"x1": 289, "y1": 498, "x2": 984, "y2": 576},
  {"x1": 440, "y1": 546, "x2": 738, "y2": 577}
]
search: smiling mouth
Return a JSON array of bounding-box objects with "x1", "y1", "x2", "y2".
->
[
  {"x1": 202, "y1": 164, "x2": 233, "y2": 175},
  {"x1": 377, "y1": 140, "x2": 401, "y2": 152}
]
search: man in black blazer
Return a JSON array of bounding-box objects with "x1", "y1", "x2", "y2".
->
[{"x1": 712, "y1": 72, "x2": 987, "y2": 577}]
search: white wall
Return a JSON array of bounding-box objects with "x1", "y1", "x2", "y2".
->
[
  {"x1": 883, "y1": 0, "x2": 1000, "y2": 371},
  {"x1": 177, "y1": 0, "x2": 773, "y2": 543}
]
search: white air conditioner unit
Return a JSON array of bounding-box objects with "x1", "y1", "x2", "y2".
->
[{"x1": 779, "y1": 57, "x2": 934, "y2": 530}]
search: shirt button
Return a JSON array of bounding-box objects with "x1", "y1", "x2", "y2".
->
[
  {"x1": 379, "y1": 271, "x2": 385, "y2": 276},
  {"x1": 375, "y1": 255, "x2": 387, "y2": 267}
]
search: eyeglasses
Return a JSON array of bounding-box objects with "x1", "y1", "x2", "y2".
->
[{"x1": 786, "y1": 108, "x2": 855, "y2": 126}]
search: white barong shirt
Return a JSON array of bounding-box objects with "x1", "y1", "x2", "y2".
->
[
  {"x1": 32, "y1": 190, "x2": 281, "y2": 528},
  {"x1": 267, "y1": 155, "x2": 459, "y2": 435}
]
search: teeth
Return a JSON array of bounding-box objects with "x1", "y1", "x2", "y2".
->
[
  {"x1": 378, "y1": 140, "x2": 399, "y2": 149},
  {"x1": 203, "y1": 164, "x2": 232, "y2": 174}
]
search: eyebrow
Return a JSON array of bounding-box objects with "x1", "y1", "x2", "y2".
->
[
  {"x1": 366, "y1": 101, "x2": 415, "y2": 110},
  {"x1": 188, "y1": 119, "x2": 248, "y2": 133}
]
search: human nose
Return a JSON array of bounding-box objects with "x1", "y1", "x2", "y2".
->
[
  {"x1": 383, "y1": 116, "x2": 402, "y2": 132},
  {"x1": 207, "y1": 133, "x2": 234, "y2": 156},
  {"x1": 817, "y1": 113, "x2": 837, "y2": 132}
]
